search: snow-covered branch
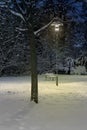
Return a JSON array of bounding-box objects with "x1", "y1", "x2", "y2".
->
[
  {"x1": 16, "y1": 18, "x2": 55, "y2": 35},
  {"x1": 34, "y1": 18, "x2": 55, "y2": 35},
  {"x1": 10, "y1": 10, "x2": 25, "y2": 22},
  {"x1": 16, "y1": 27, "x2": 28, "y2": 32}
]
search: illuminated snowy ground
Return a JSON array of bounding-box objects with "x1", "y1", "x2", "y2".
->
[{"x1": 0, "y1": 75, "x2": 87, "y2": 130}]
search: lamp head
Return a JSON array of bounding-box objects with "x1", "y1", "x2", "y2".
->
[
  {"x1": 51, "y1": 22, "x2": 63, "y2": 32},
  {"x1": 55, "y1": 27, "x2": 59, "y2": 32}
]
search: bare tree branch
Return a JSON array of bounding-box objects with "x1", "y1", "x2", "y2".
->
[
  {"x1": 3, "y1": 33, "x2": 21, "y2": 44},
  {"x1": 16, "y1": 0, "x2": 27, "y2": 15}
]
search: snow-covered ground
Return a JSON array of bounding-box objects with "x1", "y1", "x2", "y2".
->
[{"x1": 0, "y1": 75, "x2": 87, "y2": 130}]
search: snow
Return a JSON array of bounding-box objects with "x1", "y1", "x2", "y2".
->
[
  {"x1": 0, "y1": 2, "x2": 6, "y2": 7},
  {"x1": 0, "y1": 75, "x2": 87, "y2": 130}
]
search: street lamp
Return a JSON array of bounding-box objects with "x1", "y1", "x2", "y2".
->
[{"x1": 51, "y1": 21, "x2": 63, "y2": 86}]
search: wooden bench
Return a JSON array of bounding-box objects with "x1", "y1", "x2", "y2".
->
[{"x1": 45, "y1": 73, "x2": 56, "y2": 81}]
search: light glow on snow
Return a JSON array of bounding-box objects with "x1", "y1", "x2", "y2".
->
[{"x1": 0, "y1": 75, "x2": 87, "y2": 130}]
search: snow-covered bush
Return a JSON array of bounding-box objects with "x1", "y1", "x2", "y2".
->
[{"x1": 71, "y1": 66, "x2": 87, "y2": 75}]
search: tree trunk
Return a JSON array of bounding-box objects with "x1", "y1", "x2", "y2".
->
[{"x1": 27, "y1": 25, "x2": 38, "y2": 103}]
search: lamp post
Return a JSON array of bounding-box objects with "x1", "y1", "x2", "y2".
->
[{"x1": 51, "y1": 22, "x2": 63, "y2": 86}]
